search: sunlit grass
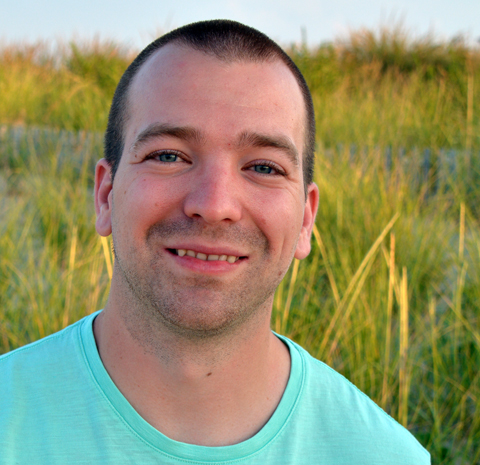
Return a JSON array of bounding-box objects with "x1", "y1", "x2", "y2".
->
[
  {"x1": 3, "y1": 128, "x2": 476, "y2": 462},
  {"x1": 272, "y1": 144, "x2": 480, "y2": 464},
  {"x1": 1, "y1": 26, "x2": 480, "y2": 464}
]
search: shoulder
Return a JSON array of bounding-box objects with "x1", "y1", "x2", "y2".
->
[
  {"x1": 279, "y1": 336, "x2": 430, "y2": 464},
  {"x1": 0, "y1": 313, "x2": 97, "y2": 397},
  {"x1": 1, "y1": 315, "x2": 85, "y2": 364},
  {"x1": 0, "y1": 312, "x2": 117, "y2": 463}
]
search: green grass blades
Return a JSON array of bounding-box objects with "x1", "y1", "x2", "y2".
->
[
  {"x1": 272, "y1": 145, "x2": 480, "y2": 465},
  {"x1": 1, "y1": 26, "x2": 480, "y2": 464},
  {"x1": 3, "y1": 128, "x2": 477, "y2": 463},
  {"x1": 0, "y1": 40, "x2": 134, "y2": 131},
  {"x1": 0, "y1": 127, "x2": 110, "y2": 349},
  {"x1": 0, "y1": 29, "x2": 478, "y2": 149}
]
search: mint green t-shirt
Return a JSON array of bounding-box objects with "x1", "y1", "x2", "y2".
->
[{"x1": 0, "y1": 312, "x2": 430, "y2": 464}]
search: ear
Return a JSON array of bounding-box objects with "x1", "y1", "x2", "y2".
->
[
  {"x1": 94, "y1": 159, "x2": 113, "y2": 237},
  {"x1": 294, "y1": 182, "x2": 319, "y2": 260}
]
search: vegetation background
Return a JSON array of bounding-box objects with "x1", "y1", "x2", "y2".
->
[{"x1": 1, "y1": 25, "x2": 479, "y2": 463}]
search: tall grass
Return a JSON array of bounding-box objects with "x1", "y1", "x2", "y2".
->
[
  {"x1": 1, "y1": 26, "x2": 480, "y2": 464},
  {"x1": 2, "y1": 127, "x2": 479, "y2": 464},
  {"x1": 290, "y1": 26, "x2": 480, "y2": 151},
  {"x1": 0, "y1": 27, "x2": 478, "y2": 149},
  {"x1": 0, "y1": 127, "x2": 109, "y2": 347},
  {"x1": 0, "y1": 40, "x2": 134, "y2": 131},
  {"x1": 273, "y1": 144, "x2": 480, "y2": 463}
]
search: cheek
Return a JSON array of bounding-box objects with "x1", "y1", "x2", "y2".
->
[
  {"x1": 114, "y1": 177, "x2": 182, "y2": 235},
  {"x1": 251, "y1": 196, "x2": 303, "y2": 254}
]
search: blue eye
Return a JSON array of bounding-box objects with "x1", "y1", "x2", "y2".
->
[
  {"x1": 247, "y1": 161, "x2": 285, "y2": 176},
  {"x1": 158, "y1": 153, "x2": 178, "y2": 162},
  {"x1": 254, "y1": 165, "x2": 274, "y2": 174}
]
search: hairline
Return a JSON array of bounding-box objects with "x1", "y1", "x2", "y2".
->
[
  {"x1": 105, "y1": 24, "x2": 315, "y2": 193},
  {"x1": 123, "y1": 41, "x2": 307, "y2": 167}
]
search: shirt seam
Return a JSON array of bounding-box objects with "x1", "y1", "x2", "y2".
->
[{"x1": 79, "y1": 318, "x2": 307, "y2": 464}]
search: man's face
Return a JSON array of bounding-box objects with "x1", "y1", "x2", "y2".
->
[{"x1": 95, "y1": 44, "x2": 318, "y2": 337}]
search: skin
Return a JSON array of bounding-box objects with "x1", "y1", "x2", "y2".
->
[{"x1": 93, "y1": 43, "x2": 319, "y2": 446}]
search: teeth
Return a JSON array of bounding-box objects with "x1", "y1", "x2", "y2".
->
[{"x1": 175, "y1": 249, "x2": 239, "y2": 263}]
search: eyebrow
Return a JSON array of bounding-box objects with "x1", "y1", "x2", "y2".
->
[
  {"x1": 129, "y1": 123, "x2": 205, "y2": 154},
  {"x1": 129, "y1": 123, "x2": 299, "y2": 166},
  {"x1": 235, "y1": 131, "x2": 299, "y2": 166}
]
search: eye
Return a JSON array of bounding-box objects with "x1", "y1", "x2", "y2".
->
[
  {"x1": 145, "y1": 149, "x2": 187, "y2": 164},
  {"x1": 254, "y1": 164, "x2": 274, "y2": 174},
  {"x1": 246, "y1": 160, "x2": 285, "y2": 176},
  {"x1": 157, "y1": 152, "x2": 178, "y2": 162}
]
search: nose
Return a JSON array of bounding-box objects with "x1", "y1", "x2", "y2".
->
[{"x1": 183, "y1": 165, "x2": 242, "y2": 224}]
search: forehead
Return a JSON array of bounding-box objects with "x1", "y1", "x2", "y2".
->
[{"x1": 125, "y1": 43, "x2": 305, "y2": 154}]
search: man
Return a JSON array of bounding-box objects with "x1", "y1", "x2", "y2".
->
[{"x1": 1, "y1": 20, "x2": 429, "y2": 464}]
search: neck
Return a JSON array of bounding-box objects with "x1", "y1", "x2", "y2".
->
[{"x1": 94, "y1": 290, "x2": 291, "y2": 446}]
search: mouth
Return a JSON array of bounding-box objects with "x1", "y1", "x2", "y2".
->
[{"x1": 167, "y1": 248, "x2": 246, "y2": 264}]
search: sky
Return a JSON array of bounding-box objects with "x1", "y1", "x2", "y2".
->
[{"x1": 2, "y1": 0, "x2": 480, "y2": 50}]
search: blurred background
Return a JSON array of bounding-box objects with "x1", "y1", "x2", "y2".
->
[
  {"x1": 3, "y1": 0, "x2": 480, "y2": 49},
  {"x1": 1, "y1": 2, "x2": 480, "y2": 464}
]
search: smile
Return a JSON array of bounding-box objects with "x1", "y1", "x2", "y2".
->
[{"x1": 170, "y1": 249, "x2": 242, "y2": 263}]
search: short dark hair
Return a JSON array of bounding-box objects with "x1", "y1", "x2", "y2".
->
[{"x1": 104, "y1": 19, "x2": 315, "y2": 187}]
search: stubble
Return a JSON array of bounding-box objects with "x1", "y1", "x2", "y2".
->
[{"x1": 111, "y1": 217, "x2": 291, "y2": 350}]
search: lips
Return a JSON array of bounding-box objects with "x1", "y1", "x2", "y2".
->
[{"x1": 170, "y1": 249, "x2": 242, "y2": 263}]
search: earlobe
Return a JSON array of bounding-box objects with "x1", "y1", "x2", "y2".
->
[
  {"x1": 294, "y1": 183, "x2": 319, "y2": 260},
  {"x1": 94, "y1": 159, "x2": 113, "y2": 237}
]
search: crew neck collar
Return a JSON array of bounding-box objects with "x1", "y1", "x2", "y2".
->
[{"x1": 79, "y1": 311, "x2": 305, "y2": 463}]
